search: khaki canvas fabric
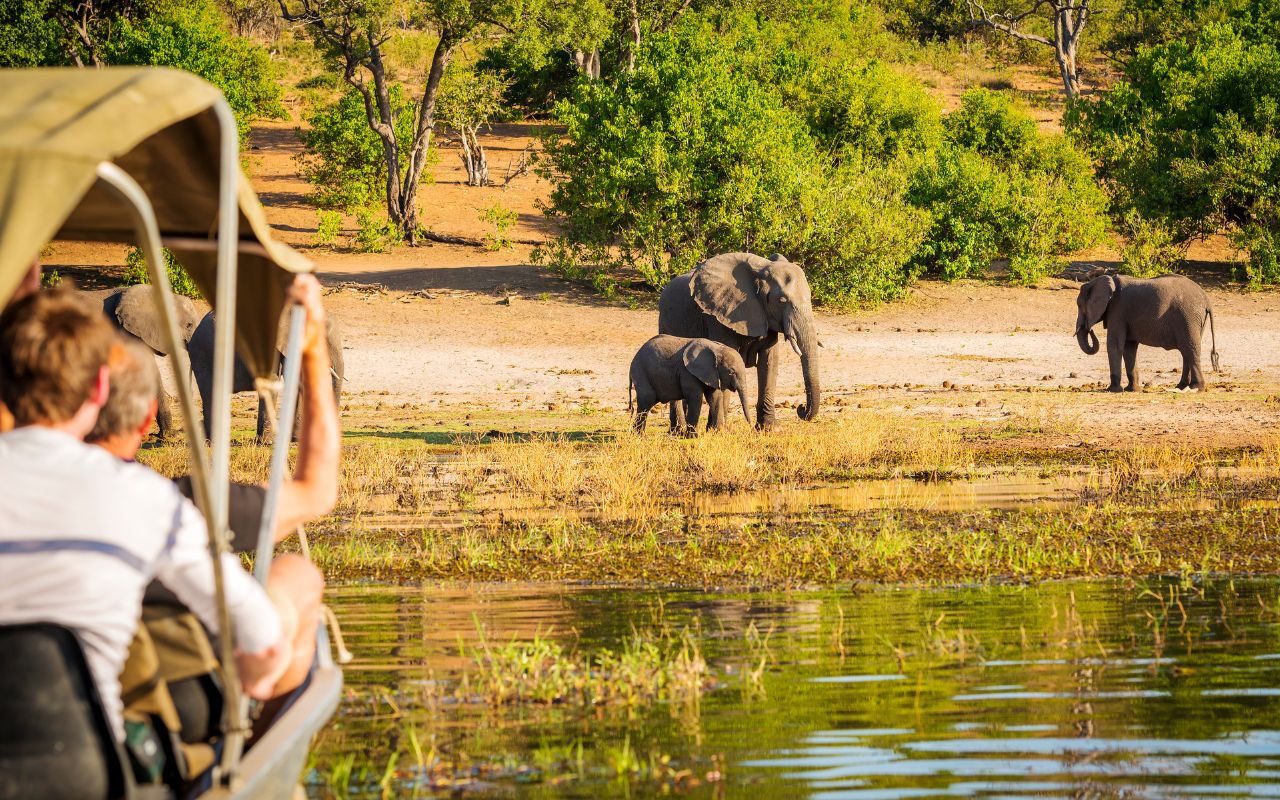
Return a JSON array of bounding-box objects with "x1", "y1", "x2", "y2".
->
[{"x1": 0, "y1": 67, "x2": 311, "y2": 377}]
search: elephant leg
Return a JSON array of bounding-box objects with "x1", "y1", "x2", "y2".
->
[
  {"x1": 705, "y1": 389, "x2": 722, "y2": 431},
  {"x1": 633, "y1": 386, "x2": 657, "y2": 433},
  {"x1": 756, "y1": 341, "x2": 779, "y2": 428},
  {"x1": 195, "y1": 371, "x2": 214, "y2": 442},
  {"x1": 1106, "y1": 328, "x2": 1125, "y2": 392},
  {"x1": 1187, "y1": 345, "x2": 1206, "y2": 391},
  {"x1": 668, "y1": 400, "x2": 688, "y2": 436},
  {"x1": 256, "y1": 395, "x2": 273, "y2": 445},
  {"x1": 1123, "y1": 341, "x2": 1139, "y2": 392},
  {"x1": 154, "y1": 388, "x2": 173, "y2": 439},
  {"x1": 1176, "y1": 349, "x2": 1191, "y2": 390},
  {"x1": 683, "y1": 391, "x2": 703, "y2": 437}
]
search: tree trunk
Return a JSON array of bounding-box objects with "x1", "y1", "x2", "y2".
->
[
  {"x1": 460, "y1": 126, "x2": 490, "y2": 187},
  {"x1": 626, "y1": 0, "x2": 641, "y2": 73},
  {"x1": 398, "y1": 34, "x2": 455, "y2": 244}
]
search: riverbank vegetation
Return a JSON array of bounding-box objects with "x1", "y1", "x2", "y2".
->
[
  {"x1": 7, "y1": 0, "x2": 1277, "y2": 303},
  {"x1": 136, "y1": 408, "x2": 1280, "y2": 587}
]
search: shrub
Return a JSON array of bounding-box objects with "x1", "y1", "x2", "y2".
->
[
  {"x1": 313, "y1": 210, "x2": 343, "y2": 249},
  {"x1": 352, "y1": 208, "x2": 398, "y2": 254},
  {"x1": 908, "y1": 90, "x2": 1108, "y2": 283},
  {"x1": 299, "y1": 85, "x2": 420, "y2": 211},
  {"x1": 480, "y1": 203, "x2": 518, "y2": 251},
  {"x1": 1118, "y1": 211, "x2": 1183, "y2": 277},
  {"x1": 798, "y1": 60, "x2": 945, "y2": 162},
  {"x1": 122, "y1": 247, "x2": 202, "y2": 299},
  {"x1": 106, "y1": 0, "x2": 285, "y2": 139},
  {"x1": 1074, "y1": 23, "x2": 1280, "y2": 282}
]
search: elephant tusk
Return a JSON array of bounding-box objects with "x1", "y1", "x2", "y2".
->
[{"x1": 787, "y1": 336, "x2": 802, "y2": 357}]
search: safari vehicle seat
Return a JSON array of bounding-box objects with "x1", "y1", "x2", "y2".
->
[{"x1": 0, "y1": 623, "x2": 134, "y2": 800}]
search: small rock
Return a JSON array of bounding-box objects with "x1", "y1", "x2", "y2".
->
[
  {"x1": 942, "y1": 380, "x2": 953, "y2": 389},
  {"x1": 1068, "y1": 372, "x2": 1078, "y2": 378}
]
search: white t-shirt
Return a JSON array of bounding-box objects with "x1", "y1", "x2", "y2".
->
[{"x1": 0, "y1": 426, "x2": 282, "y2": 740}]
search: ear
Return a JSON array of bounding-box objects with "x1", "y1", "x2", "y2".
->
[
  {"x1": 116, "y1": 287, "x2": 168, "y2": 355},
  {"x1": 90, "y1": 364, "x2": 111, "y2": 408},
  {"x1": 137, "y1": 398, "x2": 159, "y2": 439},
  {"x1": 682, "y1": 341, "x2": 722, "y2": 389},
  {"x1": 1085, "y1": 275, "x2": 1118, "y2": 329},
  {"x1": 690, "y1": 253, "x2": 771, "y2": 337}
]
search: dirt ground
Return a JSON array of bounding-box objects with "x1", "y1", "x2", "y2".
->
[{"x1": 46, "y1": 118, "x2": 1280, "y2": 452}]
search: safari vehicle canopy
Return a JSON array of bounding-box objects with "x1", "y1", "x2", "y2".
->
[{"x1": 0, "y1": 67, "x2": 341, "y2": 798}]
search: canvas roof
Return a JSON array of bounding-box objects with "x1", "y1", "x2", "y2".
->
[{"x1": 0, "y1": 67, "x2": 311, "y2": 378}]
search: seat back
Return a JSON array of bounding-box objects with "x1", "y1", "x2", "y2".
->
[{"x1": 0, "y1": 623, "x2": 131, "y2": 800}]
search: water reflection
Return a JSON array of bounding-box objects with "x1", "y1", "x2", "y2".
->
[{"x1": 311, "y1": 578, "x2": 1280, "y2": 798}]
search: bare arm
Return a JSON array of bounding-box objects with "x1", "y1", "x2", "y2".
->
[{"x1": 271, "y1": 274, "x2": 340, "y2": 540}]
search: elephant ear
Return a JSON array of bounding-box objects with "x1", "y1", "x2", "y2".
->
[
  {"x1": 1085, "y1": 274, "x2": 1119, "y2": 330},
  {"x1": 682, "y1": 341, "x2": 722, "y2": 389},
  {"x1": 690, "y1": 252, "x2": 771, "y2": 338},
  {"x1": 115, "y1": 285, "x2": 169, "y2": 355}
]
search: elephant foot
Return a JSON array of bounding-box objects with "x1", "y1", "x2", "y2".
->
[{"x1": 1105, "y1": 386, "x2": 1123, "y2": 393}]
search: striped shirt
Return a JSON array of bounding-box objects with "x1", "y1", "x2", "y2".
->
[{"x1": 0, "y1": 426, "x2": 281, "y2": 740}]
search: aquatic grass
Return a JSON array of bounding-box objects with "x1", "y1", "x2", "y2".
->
[
  {"x1": 305, "y1": 502, "x2": 1280, "y2": 587},
  {"x1": 458, "y1": 623, "x2": 709, "y2": 709}
]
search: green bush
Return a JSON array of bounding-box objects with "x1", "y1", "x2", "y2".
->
[
  {"x1": 1074, "y1": 23, "x2": 1280, "y2": 282},
  {"x1": 298, "y1": 85, "x2": 421, "y2": 211},
  {"x1": 908, "y1": 90, "x2": 1108, "y2": 283},
  {"x1": 352, "y1": 208, "x2": 398, "y2": 254},
  {"x1": 313, "y1": 210, "x2": 343, "y2": 249},
  {"x1": 797, "y1": 59, "x2": 945, "y2": 162},
  {"x1": 541, "y1": 15, "x2": 926, "y2": 305},
  {"x1": 122, "y1": 247, "x2": 201, "y2": 299},
  {"x1": 106, "y1": 0, "x2": 285, "y2": 139},
  {"x1": 480, "y1": 203, "x2": 518, "y2": 251},
  {"x1": 1118, "y1": 211, "x2": 1183, "y2": 277}
]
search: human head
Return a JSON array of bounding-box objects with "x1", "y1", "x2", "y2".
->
[
  {"x1": 0, "y1": 287, "x2": 117, "y2": 436},
  {"x1": 87, "y1": 337, "x2": 159, "y2": 459}
]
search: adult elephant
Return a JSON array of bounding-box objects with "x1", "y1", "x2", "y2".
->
[
  {"x1": 1075, "y1": 272, "x2": 1219, "y2": 392},
  {"x1": 658, "y1": 252, "x2": 820, "y2": 428},
  {"x1": 188, "y1": 310, "x2": 344, "y2": 442},
  {"x1": 101, "y1": 285, "x2": 202, "y2": 438}
]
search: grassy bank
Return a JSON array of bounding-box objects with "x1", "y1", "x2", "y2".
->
[{"x1": 133, "y1": 409, "x2": 1280, "y2": 587}]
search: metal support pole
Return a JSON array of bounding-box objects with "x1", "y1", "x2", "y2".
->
[
  {"x1": 254, "y1": 305, "x2": 306, "y2": 584},
  {"x1": 209, "y1": 97, "x2": 250, "y2": 785}
]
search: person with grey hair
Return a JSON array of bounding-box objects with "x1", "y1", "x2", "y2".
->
[{"x1": 88, "y1": 275, "x2": 338, "y2": 761}]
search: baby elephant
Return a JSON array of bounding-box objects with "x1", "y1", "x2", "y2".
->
[
  {"x1": 1075, "y1": 273, "x2": 1220, "y2": 392},
  {"x1": 629, "y1": 335, "x2": 752, "y2": 434}
]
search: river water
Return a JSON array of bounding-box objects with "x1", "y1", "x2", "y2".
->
[{"x1": 308, "y1": 577, "x2": 1280, "y2": 798}]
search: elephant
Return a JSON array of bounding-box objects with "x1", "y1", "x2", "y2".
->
[
  {"x1": 628, "y1": 335, "x2": 752, "y2": 434},
  {"x1": 1075, "y1": 272, "x2": 1220, "y2": 392},
  {"x1": 658, "y1": 252, "x2": 820, "y2": 429},
  {"x1": 188, "y1": 310, "x2": 344, "y2": 442},
  {"x1": 101, "y1": 285, "x2": 202, "y2": 438}
]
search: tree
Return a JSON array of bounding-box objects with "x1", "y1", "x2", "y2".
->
[
  {"x1": 1073, "y1": 23, "x2": 1280, "y2": 282},
  {"x1": 280, "y1": 0, "x2": 525, "y2": 243},
  {"x1": 436, "y1": 66, "x2": 508, "y2": 186},
  {"x1": 965, "y1": 0, "x2": 1090, "y2": 99}
]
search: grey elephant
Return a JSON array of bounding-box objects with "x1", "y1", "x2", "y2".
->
[
  {"x1": 188, "y1": 311, "x2": 344, "y2": 442},
  {"x1": 658, "y1": 252, "x2": 820, "y2": 429},
  {"x1": 1075, "y1": 272, "x2": 1220, "y2": 392},
  {"x1": 628, "y1": 335, "x2": 752, "y2": 434},
  {"x1": 101, "y1": 285, "x2": 202, "y2": 438}
]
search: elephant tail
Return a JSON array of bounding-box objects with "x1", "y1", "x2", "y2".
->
[
  {"x1": 627, "y1": 376, "x2": 634, "y2": 414},
  {"x1": 1206, "y1": 307, "x2": 1220, "y2": 372}
]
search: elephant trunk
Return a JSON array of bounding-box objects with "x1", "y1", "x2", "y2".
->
[
  {"x1": 1076, "y1": 325, "x2": 1099, "y2": 355},
  {"x1": 738, "y1": 385, "x2": 752, "y2": 426},
  {"x1": 786, "y1": 310, "x2": 821, "y2": 421}
]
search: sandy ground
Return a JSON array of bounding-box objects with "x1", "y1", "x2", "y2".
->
[{"x1": 45, "y1": 118, "x2": 1280, "y2": 451}]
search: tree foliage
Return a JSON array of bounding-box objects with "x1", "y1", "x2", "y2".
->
[
  {"x1": 299, "y1": 84, "x2": 420, "y2": 210},
  {"x1": 1074, "y1": 22, "x2": 1280, "y2": 282},
  {"x1": 0, "y1": 0, "x2": 283, "y2": 137}
]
